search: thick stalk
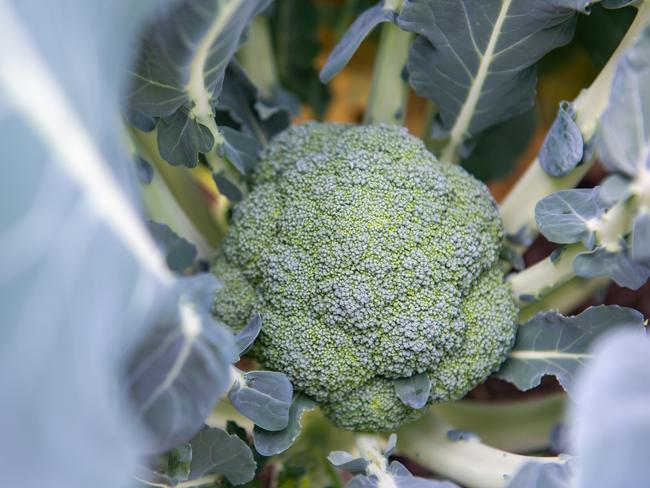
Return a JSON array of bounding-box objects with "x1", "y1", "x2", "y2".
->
[
  {"x1": 499, "y1": 2, "x2": 650, "y2": 239},
  {"x1": 509, "y1": 244, "x2": 584, "y2": 306},
  {"x1": 238, "y1": 15, "x2": 277, "y2": 100},
  {"x1": 355, "y1": 435, "x2": 397, "y2": 488},
  {"x1": 130, "y1": 127, "x2": 226, "y2": 247},
  {"x1": 518, "y1": 277, "x2": 610, "y2": 322},
  {"x1": 508, "y1": 197, "x2": 636, "y2": 305},
  {"x1": 429, "y1": 394, "x2": 565, "y2": 453},
  {"x1": 398, "y1": 414, "x2": 565, "y2": 488},
  {"x1": 364, "y1": 23, "x2": 412, "y2": 125}
]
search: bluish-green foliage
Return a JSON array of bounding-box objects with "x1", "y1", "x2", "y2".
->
[{"x1": 212, "y1": 123, "x2": 518, "y2": 431}]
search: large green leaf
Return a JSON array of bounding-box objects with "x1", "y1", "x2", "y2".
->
[
  {"x1": 571, "y1": 331, "x2": 650, "y2": 488},
  {"x1": 398, "y1": 0, "x2": 585, "y2": 162},
  {"x1": 0, "y1": 0, "x2": 175, "y2": 486},
  {"x1": 126, "y1": 0, "x2": 271, "y2": 168},
  {"x1": 497, "y1": 306, "x2": 645, "y2": 393}
]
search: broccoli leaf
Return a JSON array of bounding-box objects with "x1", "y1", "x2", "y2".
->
[
  {"x1": 142, "y1": 444, "x2": 194, "y2": 487},
  {"x1": 126, "y1": 0, "x2": 271, "y2": 173},
  {"x1": 506, "y1": 461, "x2": 573, "y2": 488},
  {"x1": 253, "y1": 393, "x2": 317, "y2": 456},
  {"x1": 217, "y1": 61, "x2": 292, "y2": 146},
  {"x1": 399, "y1": 0, "x2": 581, "y2": 162},
  {"x1": 0, "y1": 1, "x2": 183, "y2": 487},
  {"x1": 328, "y1": 451, "x2": 371, "y2": 474},
  {"x1": 127, "y1": 0, "x2": 271, "y2": 121},
  {"x1": 124, "y1": 274, "x2": 238, "y2": 454},
  {"x1": 394, "y1": 373, "x2": 431, "y2": 409},
  {"x1": 229, "y1": 371, "x2": 293, "y2": 431},
  {"x1": 597, "y1": 24, "x2": 650, "y2": 177},
  {"x1": 535, "y1": 188, "x2": 610, "y2": 246},
  {"x1": 598, "y1": 174, "x2": 632, "y2": 205},
  {"x1": 461, "y1": 108, "x2": 537, "y2": 182},
  {"x1": 573, "y1": 246, "x2": 650, "y2": 289},
  {"x1": 575, "y1": 4, "x2": 636, "y2": 71},
  {"x1": 234, "y1": 313, "x2": 263, "y2": 355},
  {"x1": 319, "y1": 0, "x2": 399, "y2": 83},
  {"x1": 219, "y1": 126, "x2": 262, "y2": 175},
  {"x1": 156, "y1": 110, "x2": 214, "y2": 167},
  {"x1": 570, "y1": 331, "x2": 650, "y2": 488},
  {"x1": 539, "y1": 101, "x2": 584, "y2": 177},
  {"x1": 147, "y1": 220, "x2": 198, "y2": 273},
  {"x1": 496, "y1": 306, "x2": 645, "y2": 393},
  {"x1": 188, "y1": 425, "x2": 257, "y2": 485},
  {"x1": 631, "y1": 211, "x2": 650, "y2": 263},
  {"x1": 269, "y1": 0, "x2": 330, "y2": 119}
]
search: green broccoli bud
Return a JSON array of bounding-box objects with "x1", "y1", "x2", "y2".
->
[{"x1": 212, "y1": 122, "x2": 518, "y2": 432}]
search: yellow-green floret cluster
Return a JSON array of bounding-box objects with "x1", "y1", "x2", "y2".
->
[{"x1": 212, "y1": 122, "x2": 518, "y2": 431}]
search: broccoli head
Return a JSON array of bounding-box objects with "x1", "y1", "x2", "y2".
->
[{"x1": 212, "y1": 123, "x2": 518, "y2": 431}]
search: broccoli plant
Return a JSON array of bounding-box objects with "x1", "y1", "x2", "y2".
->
[{"x1": 2, "y1": 1, "x2": 650, "y2": 488}]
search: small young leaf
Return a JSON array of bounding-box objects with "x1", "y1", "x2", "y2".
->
[
  {"x1": 573, "y1": 246, "x2": 650, "y2": 289},
  {"x1": 446, "y1": 430, "x2": 480, "y2": 442},
  {"x1": 383, "y1": 433, "x2": 398, "y2": 458},
  {"x1": 253, "y1": 393, "x2": 317, "y2": 456},
  {"x1": 539, "y1": 102, "x2": 583, "y2": 177},
  {"x1": 390, "y1": 463, "x2": 460, "y2": 487},
  {"x1": 189, "y1": 425, "x2": 256, "y2": 485},
  {"x1": 219, "y1": 126, "x2": 262, "y2": 175},
  {"x1": 535, "y1": 188, "x2": 609, "y2": 245},
  {"x1": 229, "y1": 371, "x2": 293, "y2": 431},
  {"x1": 631, "y1": 211, "x2": 650, "y2": 263},
  {"x1": 598, "y1": 174, "x2": 632, "y2": 205},
  {"x1": 320, "y1": 1, "x2": 398, "y2": 83},
  {"x1": 347, "y1": 474, "x2": 379, "y2": 488},
  {"x1": 217, "y1": 61, "x2": 291, "y2": 145},
  {"x1": 328, "y1": 451, "x2": 371, "y2": 474},
  {"x1": 135, "y1": 156, "x2": 154, "y2": 184},
  {"x1": 235, "y1": 313, "x2": 263, "y2": 355},
  {"x1": 394, "y1": 373, "x2": 431, "y2": 409},
  {"x1": 496, "y1": 306, "x2": 645, "y2": 393},
  {"x1": 146, "y1": 220, "x2": 198, "y2": 273},
  {"x1": 157, "y1": 111, "x2": 214, "y2": 167},
  {"x1": 213, "y1": 172, "x2": 243, "y2": 202}
]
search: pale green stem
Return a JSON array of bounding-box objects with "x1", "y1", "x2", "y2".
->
[
  {"x1": 136, "y1": 475, "x2": 220, "y2": 488},
  {"x1": 508, "y1": 197, "x2": 637, "y2": 305},
  {"x1": 364, "y1": 23, "x2": 412, "y2": 126},
  {"x1": 185, "y1": 0, "x2": 248, "y2": 200},
  {"x1": 129, "y1": 127, "x2": 226, "y2": 247},
  {"x1": 238, "y1": 15, "x2": 278, "y2": 100},
  {"x1": 518, "y1": 277, "x2": 610, "y2": 323},
  {"x1": 355, "y1": 435, "x2": 397, "y2": 488},
  {"x1": 509, "y1": 243, "x2": 584, "y2": 306},
  {"x1": 398, "y1": 414, "x2": 565, "y2": 488},
  {"x1": 429, "y1": 394, "x2": 565, "y2": 453},
  {"x1": 499, "y1": 2, "x2": 650, "y2": 239}
]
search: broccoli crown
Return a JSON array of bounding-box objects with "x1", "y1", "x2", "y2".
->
[{"x1": 212, "y1": 122, "x2": 518, "y2": 431}]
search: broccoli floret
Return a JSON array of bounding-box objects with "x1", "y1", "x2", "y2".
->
[{"x1": 212, "y1": 123, "x2": 518, "y2": 432}]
